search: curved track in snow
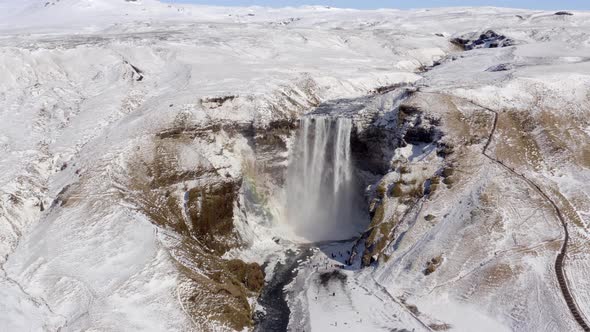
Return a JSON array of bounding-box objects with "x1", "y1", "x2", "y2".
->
[{"x1": 471, "y1": 100, "x2": 590, "y2": 332}]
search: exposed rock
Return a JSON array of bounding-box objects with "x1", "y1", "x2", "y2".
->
[
  {"x1": 485, "y1": 63, "x2": 513, "y2": 72},
  {"x1": 319, "y1": 270, "x2": 347, "y2": 286},
  {"x1": 359, "y1": 104, "x2": 443, "y2": 265},
  {"x1": 451, "y1": 30, "x2": 515, "y2": 50},
  {"x1": 555, "y1": 11, "x2": 574, "y2": 16},
  {"x1": 424, "y1": 255, "x2": 443, "y2": 275},
  {"x1": 122, "y1": 122, "x2": 280, "y2": 329},
  {"x1": 201, "y1": 95, "x2": 237, "y2": 109},
  {"x1": 186, "y1": 181, "x2": 240, "y2": 253},
  {"x1": 271, "y1": 17, "x2": 302, "y2": 26},
  {"x1": 251, "y1": 119, "x2": 297, "y2": 187},
  {"x1": 123, "y1": 60, "x2": 143, "y2": 81},
  {"x1": 358, "y1": 92, "x2": 495, "y2": 267},
  {"x1": 225, "y1": 259, "x2": 266, "y2": 292},
  {"x1": 347, "y1": 89, "x2": 416, "y2": 175},
  {"x1": 370, "y1": 82, "x2": 411, "y2": 95},
  {"x1": 430, "y1": 323, "x2": 452, "y2": 330},
  {"x1": 398, "y1": 105, "x2": 442, "y2": 145}
]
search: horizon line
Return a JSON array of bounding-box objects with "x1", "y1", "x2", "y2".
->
[{"x1": 161, "y1": 2, "x2": 585, "y2": 12}]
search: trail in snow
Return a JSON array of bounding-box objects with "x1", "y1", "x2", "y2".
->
[
  {"x1": 287, "y1": 239, "x2": 430, "y2": 331},
  {"x1": 470, "y1": 98, "x2": 590, "y2": 332}
]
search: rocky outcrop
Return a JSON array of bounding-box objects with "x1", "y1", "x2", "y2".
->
[
  {"x1": 120, "y1": 128, "x2": 260, "y2": 330},
  {"x1": 201, "y1": 95, "x2": 238, "y2": 109},
  {"x1": 117, "y1": 91, "x2": 306, "y2": 330},
  {"x1": 485, "y1": 63, "x2": 513, "y2": 72},
  {"x1": 250, "y1": 119, "x2": 298, "y2": 187},
  {"x1": 353, "y1": 92, "x2": 495, "y2": 267},
  {"x1": 299, "y1": 88, "x2": 447, "y2": 266},
  {"x1": 451, "y1": 30, "x2": 515, "y2": 50}
]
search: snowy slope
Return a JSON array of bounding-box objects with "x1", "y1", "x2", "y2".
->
[{"x1": 1, "y1": 1, "x2": 590, "y2": 331}]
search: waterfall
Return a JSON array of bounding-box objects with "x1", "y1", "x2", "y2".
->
[{"x1": 285, "y1": 116, "x2": 364, "y2": 242}]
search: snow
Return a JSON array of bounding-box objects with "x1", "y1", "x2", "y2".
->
[
  {"x1": 0, "y1": 1, "x2": 589, "y2": 331},
  {"x1": 416, "y1": 296, "x2": 511, "y2": 332},
  {"x1": 287, "y1": 242, "x2": 427, "y2": 332}
]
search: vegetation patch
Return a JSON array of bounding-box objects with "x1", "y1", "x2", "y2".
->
[
  {"x1": 390, "y1": 182, "x2": 404, "y2": 197},
  {"x1": 123, "y1": 137, "x2": 263, "y2": 330},
  {"x1": 429, "y1": 176, "x2": 441, "y2": 194},
  {"x1": 441, "y1": 167, "x2": 454, "y2": 178},
  {"x1": 376, "y1": 181, "x2": 389, "y2": 198},
  {"x1": 406, "y1": 184, "x2": 424, "y2": 199},
  {"x1": 437, "y1": 142, "x2": 454, "y2": 157},
  {"x1": 495, "y1": 110, "x2": 543, "y2": 170},
  {"x1": 186, "y1": 181, "x2": 239, "y2": 253},
  {"x1": 424, "y1": 255, "x2": 443, "y2": 275},
  {"x1": 225, "y1": 259, "x2": 266, "y2": 293},
  {"x1": 399, "y1": 165, "x2": 411, "y2": 174},
  {"x1": 425, "y1": 214, "x2": 436, "y2": 221},
  {"x1": 430, "y1": 323, "x2": 452, "y2": 331},
  {"x1": 442, "y1": 177, "x2": 454, "y2": 187}
]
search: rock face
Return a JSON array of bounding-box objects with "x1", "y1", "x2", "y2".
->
[
  {"x1": 122, "y1": 127, "x2": 258, "y2": 330},
  {"x1": 451, "y1": 30, "x2": 515, "y2": 50},
  {"x1": 308, "y1": 89, "x2": 413, "y2": 175},
  {"x1": 485, "y1": 63, "x2": 513, "y2": 72},
  {"x1": 341, "y1": 92, "x2": 447, "y2": 266},
  {"x1": 122, "y1": 97, "x2": 321, "y2": 330},
  {"x1": 297, "y1": 88, "x2": 450, "y2": 266},
  {"x1": 357, "y1": 92, "x2": 495, "y2": 266}
]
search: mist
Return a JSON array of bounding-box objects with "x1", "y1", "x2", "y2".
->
[{"x1": 285, "y1": 116, "x2": 367, "y2": 242}]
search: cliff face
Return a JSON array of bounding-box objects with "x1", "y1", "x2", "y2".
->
[
  {"x1": 350, "y1": 92, "x2": 494, "y2": 267},
  {"x1": 103, "y1": 80, "x2": 329, "y2": 330}
]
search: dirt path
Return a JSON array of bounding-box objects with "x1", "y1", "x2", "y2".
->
[{"x1": 471, "y1": 100, "x2": 590, "y2": 332}]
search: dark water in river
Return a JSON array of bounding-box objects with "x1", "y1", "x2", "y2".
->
[{"x1": 253, "y1": 246, "x2": 315, "y2": 332}]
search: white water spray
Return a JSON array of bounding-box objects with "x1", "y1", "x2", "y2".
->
[{"x1": 285, "y1": 116, "x2": 365, "y2": 241}]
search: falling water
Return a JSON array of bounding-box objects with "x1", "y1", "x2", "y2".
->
[{"x1": 285, "y1": 116, "x2": 365, "y2": 241}]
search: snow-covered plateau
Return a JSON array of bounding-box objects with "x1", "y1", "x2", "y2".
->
[{"x1": 1, "y1": 1, "x2": 590, "y2": 331}]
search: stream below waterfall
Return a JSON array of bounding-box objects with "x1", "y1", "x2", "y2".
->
[
  {"x1": 253, "y1": 246, "x2": 315, "y2": 332},
  {"x1": 254, "y1": 112, "x2": 370, "y2": 331},
  {"x1": 253, "y1": 239, "x2": 359, "y2": 332}
]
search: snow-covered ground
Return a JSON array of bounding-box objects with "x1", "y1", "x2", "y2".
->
[{"x1": 1, "y1": 1, "x2": 589, "y2": 331}]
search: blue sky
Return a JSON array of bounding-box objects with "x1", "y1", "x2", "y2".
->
[{"x1": 162, "y1": 0, "x2": 588, "y2": 10}]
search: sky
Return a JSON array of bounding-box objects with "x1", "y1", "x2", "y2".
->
[{"x1": 162, "y1": 0, "x2": 589, "y2": 10}]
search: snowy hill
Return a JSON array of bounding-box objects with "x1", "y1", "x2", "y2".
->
[{"x1": 1, "y1": 1, "x2": 590, "y2": 331}]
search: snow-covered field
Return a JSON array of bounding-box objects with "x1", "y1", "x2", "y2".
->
[{"x1": 1, "y1": 1, "x2": 589, "y2": 331}]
